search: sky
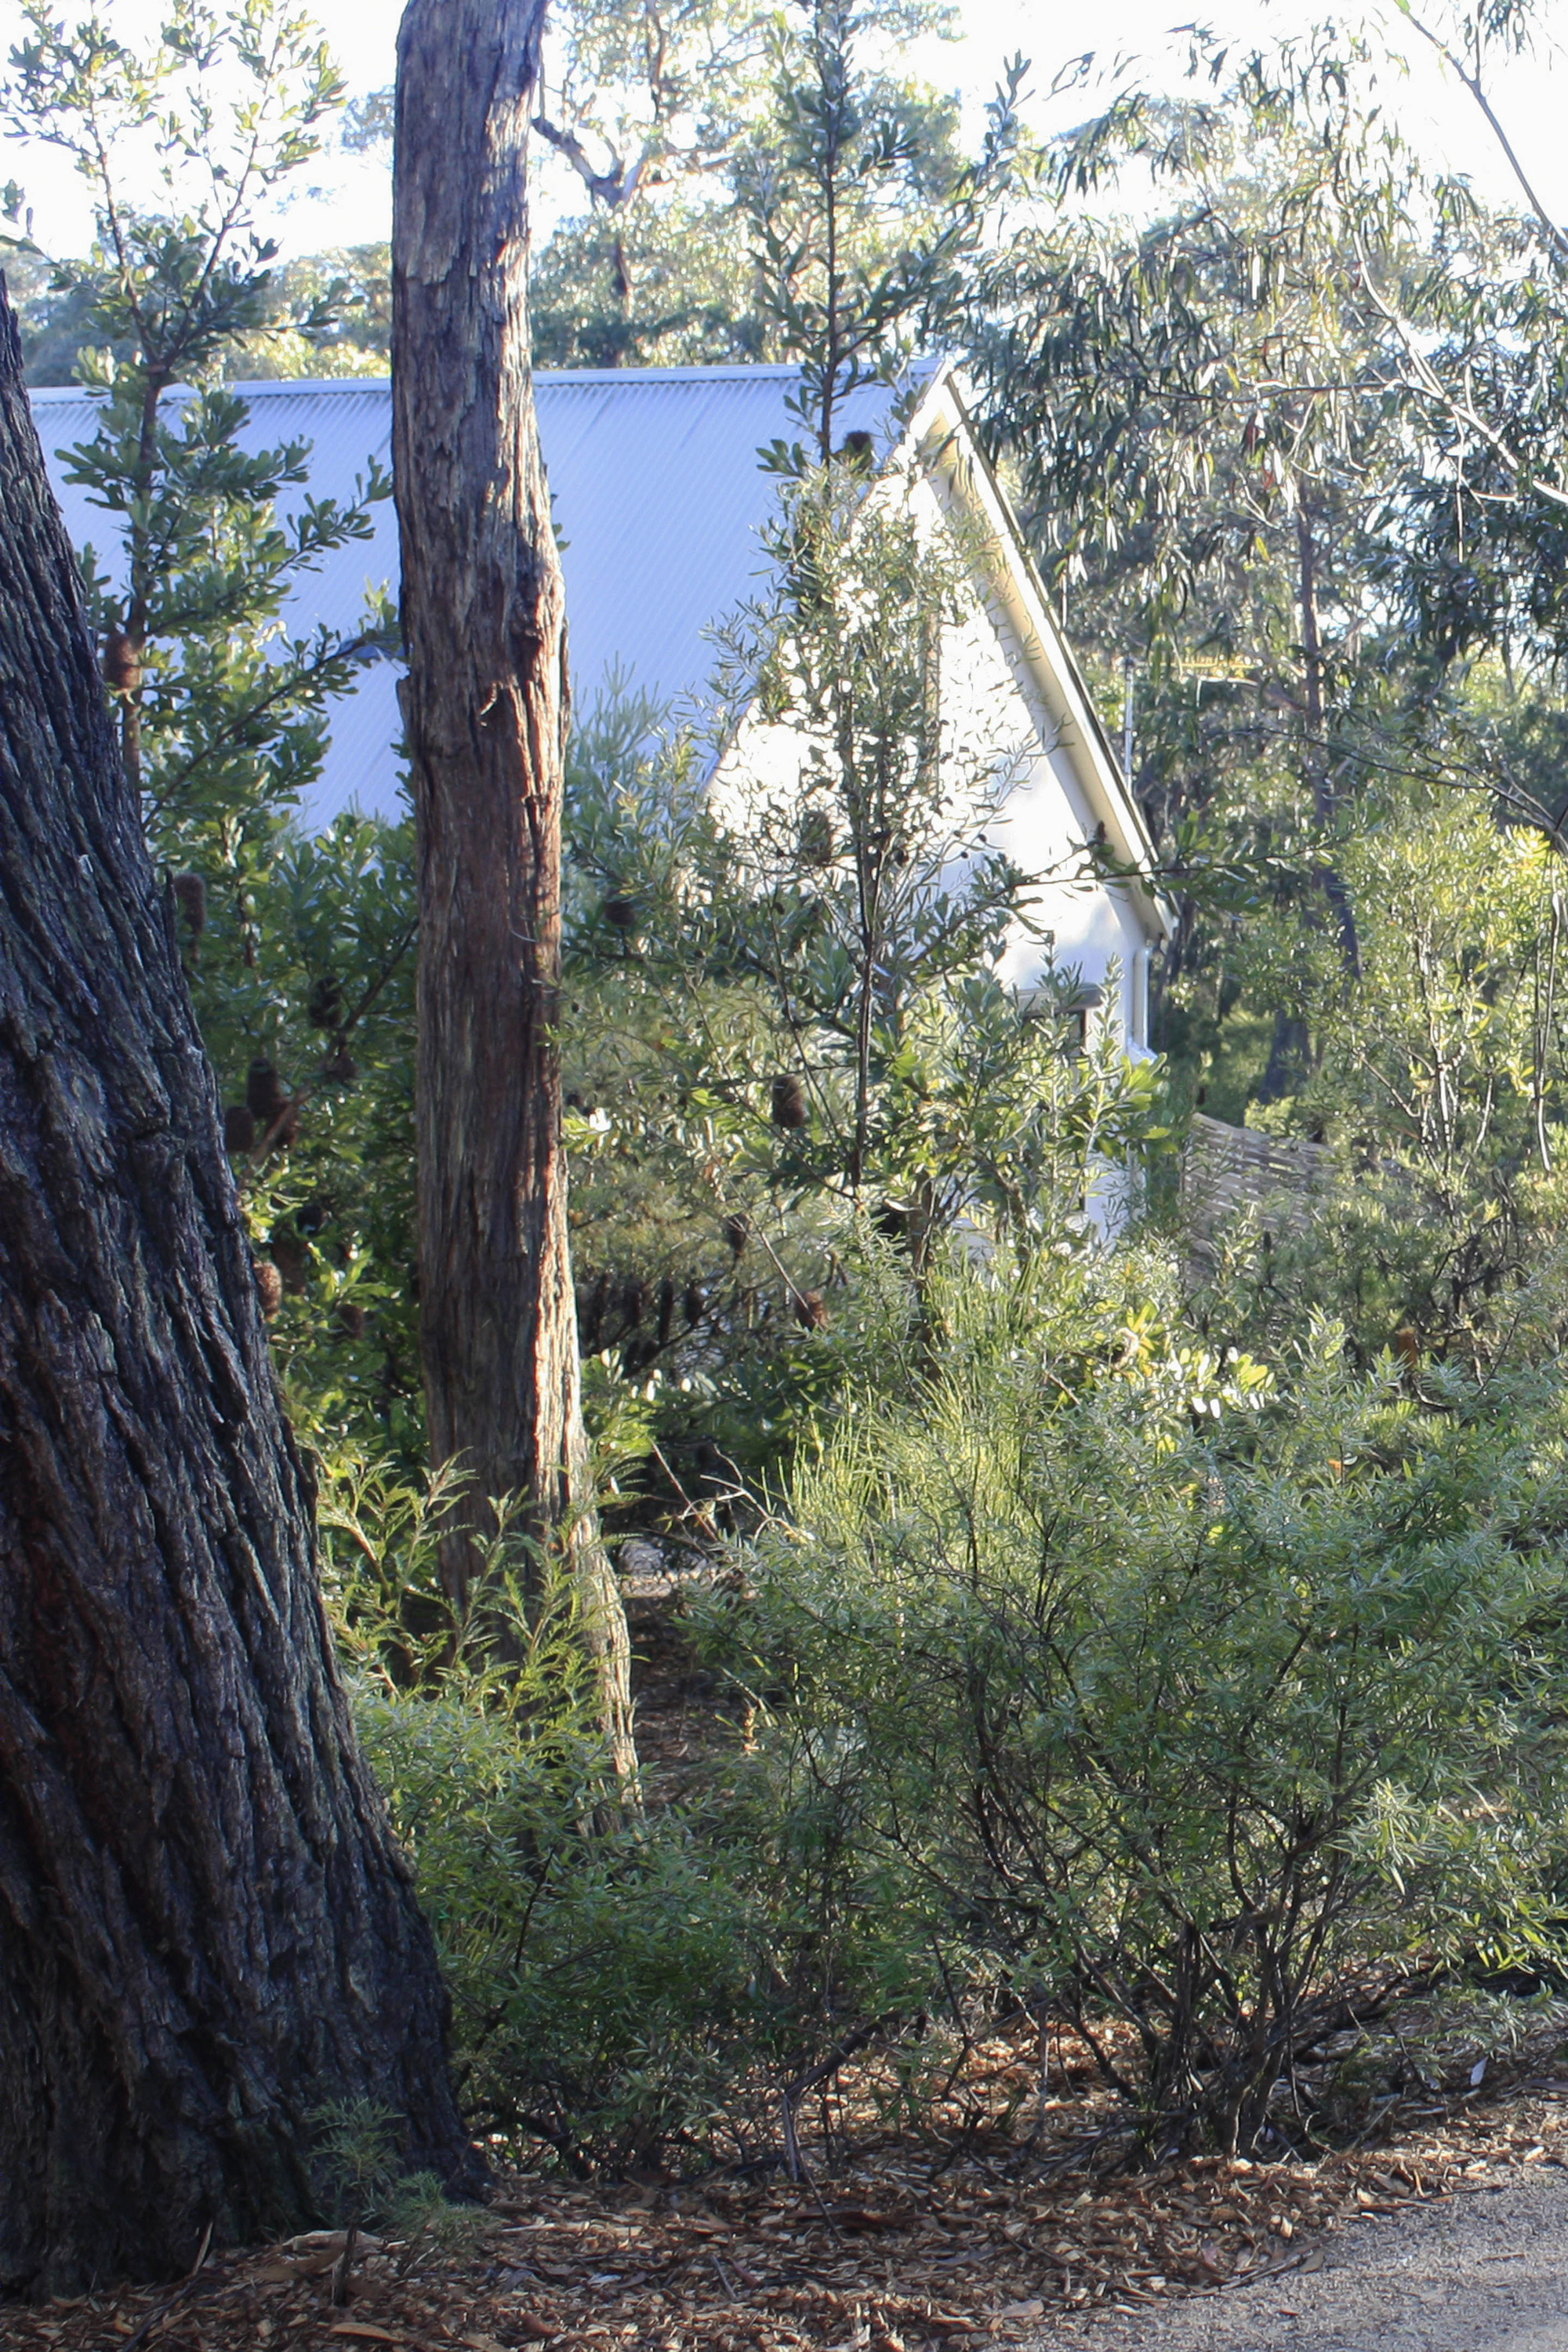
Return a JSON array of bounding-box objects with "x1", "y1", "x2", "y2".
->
[{"x1": 0, "y1": 0, "x2": 1566, "y2": 263}]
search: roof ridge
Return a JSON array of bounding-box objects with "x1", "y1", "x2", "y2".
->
[{"x1": 27, "y1": 360, "x2": 949, "y2": 401}]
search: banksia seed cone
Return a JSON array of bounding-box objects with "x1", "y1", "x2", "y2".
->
[
  {"x1": 253, "y1": 1258, "x2": 284, "y2": 1319},
  {"x1": 172, "y1": 872, "x2": 206, "y2": 939},
  {"x1": 270, "y1": 1230, "x2": 310, "y2": 1294},
  {"x1": 723, "y1": 1212, "x2": 750, "y2": 1258},
  {"x1": 102, "y1": 623, "x2": 141, "y2": 696},
  {"x1": 657, "y1": 1276, "x2": 676, "y2": 1348},
  {"x1": 583, "y1": 1271, "x2": 611, "y2": 1349},
  {"x1": 795, "y1": 1288, "x2": 829, "y2": 1332},
  {"x1": 1393, "y1": 1325, "x2": 1421, "y2": 1372},
  {"x1": 771, "y1": 1073, "x2": 808, "y2": 1129},
  {"x1": 621, "y1": 1277, "x2": 647, "y2": 1328},
  {"x1": 308, "y1": 973, "x2": 344, "y2": 1029},
  {"x1": 797, "y1": 808, "x2": 835, "y2": 869},
  {"x1": 337, "y1": 1301, "x2": 366, "y2": 1341},
  {"x1": 224, "y1": 1104, "x2": 257, "y2": 1153},
  {"x1": 684, "y1": 1282, "x2": 707, "y2": 1327},
  {"x1": 603, "y1": 895, "x2": 638, "y2": 931},
  {"x1": 246, "y1": 1058, "x2": 288, "y2": 1122},
  {"x1": 322, "y1": 1047, "x2": 358, "y2": 1084}
]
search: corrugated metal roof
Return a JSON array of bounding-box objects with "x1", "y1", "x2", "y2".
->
[{"x1": 28, "y1": 365, "x2": 908, "y2": 826}]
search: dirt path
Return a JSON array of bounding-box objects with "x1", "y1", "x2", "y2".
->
[{"x1": 1045, "y1": 2164, "x2": 1568, "y2": 2351}]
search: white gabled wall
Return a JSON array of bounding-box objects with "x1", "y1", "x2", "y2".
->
[
  {"x1": 907, "y1": 462, "x2": 1151, "y2": 1054},
  {"x1": 710, "y1": 427, "x2": 1160, "y2": 1062}
]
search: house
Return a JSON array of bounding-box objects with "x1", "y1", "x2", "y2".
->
[{"x1": 30, "y1": 360, "x2": 1171, "y2": 1058}]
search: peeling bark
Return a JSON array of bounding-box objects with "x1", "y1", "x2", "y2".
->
[
  {"x1": 391, "y1": 0, "x2": 634, "y2": 1774},
  {"x1": 0, "y1": 277, "x2": 479, "y2": 2302}
]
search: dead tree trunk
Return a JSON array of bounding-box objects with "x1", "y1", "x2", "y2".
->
[
  {"x1": 0, "y1": 282, "x2": 480, "y2": 2300},
  {"x1": 391, "y1": 0, "x2": 633, "y2": 1774}
]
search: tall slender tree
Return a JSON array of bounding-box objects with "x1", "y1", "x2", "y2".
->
[
  {"x1": 391, "y1": 0, "x2": 633, "y2": 1771},
  {"x1": 0, "y1": 279, "x2": 477, "y2": 2300}
]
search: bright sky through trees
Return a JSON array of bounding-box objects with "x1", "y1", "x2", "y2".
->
[{"x1": 2, "y1": 0, "x2": 1568, "y2": 268}]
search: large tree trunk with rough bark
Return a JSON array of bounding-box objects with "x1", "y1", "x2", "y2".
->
[
  {"x1": 0, "y1": 280, "x2": 480, "y2": 2302},
  {"x1": 391, "y1": 0, "x2": 633, "y2": 1776}
]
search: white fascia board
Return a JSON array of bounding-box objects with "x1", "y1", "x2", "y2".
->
[{"x1": 890, "y1": 365, "x2": 1177, "y2": 944}]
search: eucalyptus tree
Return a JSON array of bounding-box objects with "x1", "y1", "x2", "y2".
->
[
  {"x1": 528, "y1": 194, "x2": 760, "y2": 368},
  {"x1": 967, "y1": 99, "x2": 1441, "y2": 1103},
  {"x1": 392, "y1": 0, "x2": 634, "y2": 1774},
  {"x1": 346, "y1": 0, "x2": 776, "y2": 359},
  {"x1": 514, "y1": 0, "x2": 986, "y2": 369},
  {"x1": 0, "y1": 275, "x2": 476, "y2": 2303},
  {"x1": 1018, "y1": 5, "x2": 1568, "y2": 849},
  {"x1": 529, "y1": 0, "x2": 773, "y2": 339},
  {"x1": 967, "y1": 7, "x2": 1568, "y2": 1327}
]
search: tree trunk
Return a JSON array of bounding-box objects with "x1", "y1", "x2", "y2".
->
[
  {"x1": 391, "y1": 0, "x2": 634, "y2": 1777},
  {"x1": 1294, "y1": 487, "x2": 1360, "y2": 982},
  {"x1": 0, "y1": 281, "x2": 480, "y2": 2301}
]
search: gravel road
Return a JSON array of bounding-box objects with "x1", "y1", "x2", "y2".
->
[{"x1": 1040, "y1": 2163, "x2": 1568, "y2": 2350}]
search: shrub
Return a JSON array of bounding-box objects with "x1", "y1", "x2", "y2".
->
[
  {"x1": 354, "y1": 1685, "x2": 753, "y2": 2169},
  {"x1": 707, "y1": 1246, "x2": 1568, "y2": 2155}
]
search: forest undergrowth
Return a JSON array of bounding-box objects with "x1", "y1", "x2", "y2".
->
[
  {"x1": 9, "y1": 1740, "x2": 1568, "y2": 2352},
  {"x1": 13, "y1": 0, "x2": 1568, "y2": 2314}
]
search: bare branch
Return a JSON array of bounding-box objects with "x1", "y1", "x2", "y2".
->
[
  {"x1": 1399, "y1": 4, "x2": 1568, "y2": 267},
  {"x1": 1354, "y1": 230, "x2": 1568, "y2": 512}
]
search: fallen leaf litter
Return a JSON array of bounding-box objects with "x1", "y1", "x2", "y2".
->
[{"x1": 7, "y1": 2082, "x2": 1568, "y2": 2352}]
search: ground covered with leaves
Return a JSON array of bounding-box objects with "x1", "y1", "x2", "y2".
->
[{"x1": 10, "y1": 2025, "x2": 1568, "y2": 2352}]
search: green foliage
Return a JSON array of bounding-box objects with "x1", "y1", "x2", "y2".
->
[
  {"x1": 2, "y1": 2, "x2": 424, "y2": 1452},
  {"x1": 961, "y1": 35, "x2": 1568, "y2": 1121},
  {"x1": 2, "y1": 242, "x2": 127, "y2": 382},
  {"x1": 321, "y1": 1463, "x2": 784, "y2": 2169},
  {"x1": 310, "y1": 2095, "x2": 404, "y2": 2220},
  {"x1": 238, "y1": 243, "x2": 393, "y2": 378},
  {"x1": 71, "y1": 378, "x2": 392, "y2": 813},
  {"x1": 706, "y1": 1244, "x2": 1568, "y2": 2156},
  {"x1": 710, "y1": 466, "x2": 1048, "y2": 1209},
  {"x1": 324, "y1": 1472, "x2": 738, "y2": 2172},
  {"x1": 967, "y1": 104, "x2": 1432, "y2": 1103},
  {"x1": 309, "y1": 2096, "x2": 490, "y2": 2251},
  {"x1": 0, "y1": 2, "x2": 393, "y2": 842},
  {"x1": 1177, "y1": 787, "x2": 1568, "y2": 1370},
  {"x1": 8, "y1": 234, "x2": 392, "y2": 386},
  {"x1": 13, "y1": 0, "x2": 1568, "y2": 2198},
  {"x1": 531, "y1": 199, "x2": 762, "y2": 371},
  {"x1": 338, "y1": 1240, "x2": 1568, "y2": 2177},
  {"x1": 2, "y1": 0, "x2": 348, "y2": 385},
  {"x1": 739, "y1": 0, "x2": 999, "y2": 459},
  {"x1": 196, "y1": 813, "x2": 422, "y2": 1465},
  {"x1": 328, "y1": 1409, "x2": 968, "y2": 2171},
  {"x1": 356, "y1": 1683, "x2": 755, "y2": 2169},
  {"x1": 557, "y1": 457, "x2": 1167, "y2": 1508}
]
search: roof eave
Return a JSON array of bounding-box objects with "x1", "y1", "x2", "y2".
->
[{"x1": 891, "y1": 365, "x2": 1176, "y2": 945}]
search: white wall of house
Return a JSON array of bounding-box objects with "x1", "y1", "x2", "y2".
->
[
  {"x1": 710, "y1": 448, "x2": 1157, "y2": 1059},
  {"x1": 29, "y1": 363, "x2": 1166, "y2": 1059}
]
